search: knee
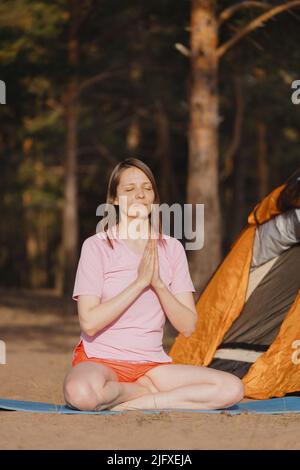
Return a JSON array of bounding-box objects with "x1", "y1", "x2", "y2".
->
[
  {"x1": 63, "y1": 379, "x2": 104, "y2": 411},
  {"x1": 217, "y1": 376, "x2": 244, "y2": 408}
]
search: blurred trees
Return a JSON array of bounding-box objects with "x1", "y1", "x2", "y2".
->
[
  {"x1": 188, "y1": 0, "x2": 300, "y2": 291},
  {"x1": 0, "y1": 0, "x2": 299, "y2": 297}
]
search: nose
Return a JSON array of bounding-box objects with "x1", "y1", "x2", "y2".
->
[{"x1": 135, "y1": 188, "x2": 146, "y2": 199}]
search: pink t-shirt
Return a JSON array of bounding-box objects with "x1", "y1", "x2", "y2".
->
[{"x1": 72, "y1": 225, "x2": 196, "y2": 363}]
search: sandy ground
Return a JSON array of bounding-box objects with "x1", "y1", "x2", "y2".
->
[{"x1": 1, "y1": 288, "x2": 300, "y2": 450}]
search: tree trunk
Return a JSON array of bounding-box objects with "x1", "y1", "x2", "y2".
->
[
  {"x1": 188, "y1": 0, "x2": 221, "y2": 293},
  {"x1": 154, "y1": 101, "x2": 176, "y2": 204},
  {"x1": 126, "y1": 115, "x2": 141, "y2": 152},
  {"x1": 232, "y1": 148, "x2": 247, "y2": 240},
  {"x1": 62, "y1": 0, "x2": 79, "y2": 298},
  {"x1": 256, "y1": 121, "x2": 268, "y2": 200},
  {"x1": 231, "y1": 76, "x2": 246, "y2": 239}
]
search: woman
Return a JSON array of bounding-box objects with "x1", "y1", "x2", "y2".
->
[{"x1": 63, "y1": 158, "x2": 244, "y2": 411}]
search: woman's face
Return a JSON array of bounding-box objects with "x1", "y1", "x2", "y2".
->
[{"x1": 114, "y1": 167, "x2": 155, "y2": 220}]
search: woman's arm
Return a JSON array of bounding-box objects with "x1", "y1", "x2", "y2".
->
[
  {"x1": 77, "y1": 236, "x2": 155, "y2": 336},
  {"x1": 150, "y1": 238, "x2": 197, "y2": 337},
  {"x1": 153, "y1": 285, "x2": 197, "y2": 337},
  {"x1": 77, "y1": 279, "x2": 146, "y2": 336}
]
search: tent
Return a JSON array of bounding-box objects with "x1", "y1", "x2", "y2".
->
[{"x1": 169, "y1": 184, "x2": 300, "y2": 399}]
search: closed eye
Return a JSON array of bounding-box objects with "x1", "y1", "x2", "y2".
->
[{"x1": 125, "y1": 188, "x2": 152, "y2": 192}]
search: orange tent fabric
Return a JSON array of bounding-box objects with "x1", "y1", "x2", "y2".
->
[{"x1": 169, "y1": 185, "x2": 300, "y2": 399}]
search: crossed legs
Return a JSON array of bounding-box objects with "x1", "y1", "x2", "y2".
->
[
  {"x1": 63, "y1": 362, "x2": 244, "y2": 412},
  {"x1": 63, "y1": 362, "x2": 151, "y2": 411}
]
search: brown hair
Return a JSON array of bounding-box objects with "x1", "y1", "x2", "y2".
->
[
  {"x1": 98, "y1": 157, "x2": 167, "y2": 250},
  {"x1": 277, "y1": 167, "x2": 300, "y2": 212}
]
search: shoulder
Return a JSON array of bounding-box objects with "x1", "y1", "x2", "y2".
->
[
  {"x1": 161, "y1": 234, "x2": 186, "y2": 257},
  {"x1": 80, "y1": 233, "x2": 111, "y2": 256}
]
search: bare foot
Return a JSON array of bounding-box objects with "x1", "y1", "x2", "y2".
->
[
  {"x1": 109, "y1": 403, "x2": 132, "y2": 411},
  {"x1": 109, "y1": 394, "x2": 157, "y2": 411}
]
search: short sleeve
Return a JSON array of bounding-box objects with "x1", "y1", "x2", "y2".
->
[
  {"x1": 72, "y1": 238, "x2": 104, "y2": 302},
  {"x1": 169, "y1": 239, "x2": 196, "y2": 294}
]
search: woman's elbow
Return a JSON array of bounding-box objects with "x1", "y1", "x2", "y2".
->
[
  {"x1": 79, "y1": 317, "x2": 97, "y2": 337},
  {"x1": 79, "y1": 314, "x2": 103, "y2": 337},
  {"x1": 80, "y1": 323, "x2": 95, "y2": 337},
  {"x1": 182, "y1": 322, "x2": 197, "y2": 337},
  {"x1": 82, "y1": 327, "x2": 96, "y2": 337}
]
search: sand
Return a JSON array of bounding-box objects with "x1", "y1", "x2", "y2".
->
[{"x1": 1, "y1": 288, "x2": 300, "y2": 450}]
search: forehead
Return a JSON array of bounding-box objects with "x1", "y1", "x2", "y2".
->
[{"x1": 119, "y1": 167, "x2": 151, "y2": 185}]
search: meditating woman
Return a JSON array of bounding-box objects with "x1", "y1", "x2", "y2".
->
[{"x1": 63, "y1": 158, "x2": 244, "y2": 411}]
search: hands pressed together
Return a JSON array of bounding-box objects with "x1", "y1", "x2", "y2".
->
[{"x1": 137, "y1": 233, "x2": 165, "y2": 290}]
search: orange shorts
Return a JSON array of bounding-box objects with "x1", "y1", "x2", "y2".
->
[{"x1": 71, "y1": 340, "x2": 172, "y2": 382}]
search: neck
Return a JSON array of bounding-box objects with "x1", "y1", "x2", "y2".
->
[{"x1": 118, "y1": 218, "x2": 151, "y2": 240}]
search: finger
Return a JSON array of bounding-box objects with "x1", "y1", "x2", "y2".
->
[
  {"x1": 151, "y1": 242, "x2": 157, "y2": 263},
  {"x1": 151, "y1": 240, "x2": 157, "y2": 258},
  {"x1": 149, "y1": 240, "x2": 156, "y2": 258},
  {"x1": 147, "y1": 236, "x2": 154, "y2": 251},
  {"x1": 154, "y1": 243, "x2": 158, "y2": 264},
  {"x1": 142, "y1": 243, "x2": 149, "y2": 259},
  {"x1": 143, "y1": 238, "x2": 152, "y2": 257},
  {"x1": 147, "y1": 234, "x2": 153, "y2": 249},
  {"x1": 153, "y1": 247, "x2": 156, "y2": 261},
  {"x1": 145, "y1": 243, "x2": 155, "y2": 265}
]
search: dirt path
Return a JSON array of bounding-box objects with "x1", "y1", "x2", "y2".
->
[{"x1": 1, "y1": 289, "x2": 300, "y2": 450}]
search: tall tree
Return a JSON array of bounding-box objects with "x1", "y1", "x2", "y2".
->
[
  {"x1": 187, "y1": 0, "x2": 220, "y2": 292},
  {"x1": 185, "y1": 0, "x2": 300, "y2": 292},
  {"x1": 62, "y1": 0, "x2": 80, "y2": 296}
]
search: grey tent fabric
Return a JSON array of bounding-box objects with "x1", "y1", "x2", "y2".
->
[
  {"x1": 252, "y1": 208, "x2": 300, "y2": 268},
  {"x1": 209, "y1": 207, "x2": 300, "y2": 379},
  {"x1": 209, "y1": 244, "x2": 300, "y2": 378},
  {"x1": 222, "y1": 243, "x2": 300, "y2": 347},
  {"x1": 210, "y1": 244, "x2": 300, "y2": 378}
]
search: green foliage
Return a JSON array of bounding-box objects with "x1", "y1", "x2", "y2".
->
[{"x1": 1, "y1": 0, "x2": 300, "y2": 287}]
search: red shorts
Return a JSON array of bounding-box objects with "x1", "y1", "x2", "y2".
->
[{"x1": 71, "y1": 340, "x2": 172, "y2": 383}]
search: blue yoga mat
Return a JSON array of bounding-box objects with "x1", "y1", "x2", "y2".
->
[{"x1": 1, "y1": 397, "x2": 300, "y2": 414}]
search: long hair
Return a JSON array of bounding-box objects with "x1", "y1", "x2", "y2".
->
[
  {"x1": 99, "y1": 158, "x2": 167, "y2": 250},
  {"x1": 277, "y1": 167, "x2": 300, "y2": 212}
]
